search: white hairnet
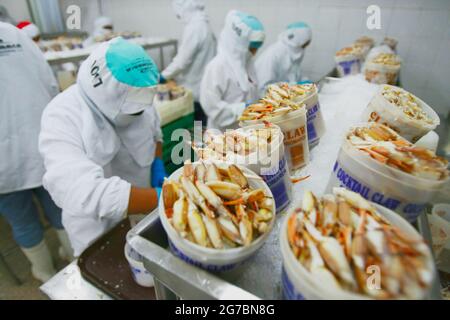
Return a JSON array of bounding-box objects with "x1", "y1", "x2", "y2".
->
[
  {"x1": 280, "y1": 22, "x2": 311, "y2": 49},
  {"x1": 76, "y1": 37, "x2": 160, "y2": 166},
  {"x1": 172, "y1": 0, "x2": 206, "y2": 23},
  {"x1": 93, "y1": 16, "x2": 113, "y2": 34},
  {"x1": 217, "y1": 10, "x2": 264, "y2": 91},
  {"x1": 0, "y1": 5, "x2": 16, "y2": 25}
]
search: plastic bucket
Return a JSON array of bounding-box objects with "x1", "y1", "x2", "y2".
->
[
  {"x1": 292, "y1": 87, "x2": 326, "y2": 148},
  {"x1": 364, "y1": 61, "x2": 400, "y2": 85},
  {"x1": 325, "y1": 140, "x2": 448, "y2": 223},
  {"x1": 280, "y1": 201, "x2": 434, "y2": 300},
  {"x1": 240, "y1": 108, "x2": 310, "y2": 172},
  {"x1": 124, "y1": 243, "x2": 154, "y2": 287},
  {"x1": 226, "y1": 124, "x2": 292, "y2": 214},
  {"x1": 335, "y1": 54, "x2": 361, "y2": 77},
  {"x1": 362, "y1": 85, "x2": 440, "y2": 142},
  {"x1": 159, "y1": 164, "x2": 276, "y2": 273},
  {"x1": 193, "y1": 124, "x2": 292, "y2": 214}
]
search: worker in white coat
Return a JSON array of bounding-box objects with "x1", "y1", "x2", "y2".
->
[
  {"x1": 200, "y1": 10, "x2": 265, "y2": 131},
  {"x1": 0, "y1": 22, "x2": 72, "y2": 283},
  {"x1": 256, "y1": 22, "x2": 312, "y2": 94},
  {"x1": 39, "y1": 37, "x2": 166, "y2": 257},
  {"x1": 160, "y1": 0, "x2": 216, "y2": 124},
  {"x1": 83, "y1": 16, "x2": 114, "y2": 47}
]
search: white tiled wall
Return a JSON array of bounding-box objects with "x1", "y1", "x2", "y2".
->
[{"x1": 4, "y1": 0, "x2": 450, "y2": 115}]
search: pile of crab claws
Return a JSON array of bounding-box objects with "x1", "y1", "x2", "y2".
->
[
  {"x1": 287, "y1": 188, "x2": 433, "y2": 299},
  {"x1": 163, "y1": 162, "x2": 274, "y2": 249}
]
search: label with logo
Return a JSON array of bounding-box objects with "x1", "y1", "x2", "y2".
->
[
  {"x1": 329, "y1": 160, "x2": 426, "y2": 222},
  {"x1": 169, "y1": 240, "x2": 240, "y2": 272},
  {"x1": 306, "y1": 103, "x2": 321, "y2": 145},
  {"x1": 283, "y1": 125, "x2": 307, "y2": 169},
  {"x1": 261, "y1": 157, "x2": 291, "y2": 213}
]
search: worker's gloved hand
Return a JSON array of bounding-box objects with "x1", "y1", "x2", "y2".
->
[
  {"x1": 159, "y1": 74, "x2": 167, "y2": 84},
  {"x1": 150, "y1": 157, "x2": 167, "y2": 188}
]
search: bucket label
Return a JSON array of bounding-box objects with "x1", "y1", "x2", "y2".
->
[
  {"x1": 261, "y1": 157, "x2": 290, "y2": 213},
  {"x1": 169, "y1": 240, "x2": 240, "y2": 272},
  {"x1": 330, "y1": 161, "x2": 426, "y2": 222},
  {"x1": 284, "y1": 125, "x2": 307, "y2": 169},
  {"x1": 281, "y1": 266, "x2": 306, "y2": 300},
  {"x1": 306, "y1": 103, "x2": 320, "y2": 143}
]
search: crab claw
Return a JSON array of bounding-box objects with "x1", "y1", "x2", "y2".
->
[
  {"x1": 181, "y1": 176, "x2": 216, "y2": 219},
  {"x1": 186, "y1": 200, "x2": 208, "y2": 247},
  {"x1": 228, "y1": 165, "x2": 249, "y2": 189},
  {"x1": 218, "y1": 216, "x2": 242, "y2": 245},
  {"x1": 202, "y1": 215, "x2": 223, "y2": 249},
  {"x1": 205, "y1": 181, "x2": 243, "y2": 200}
]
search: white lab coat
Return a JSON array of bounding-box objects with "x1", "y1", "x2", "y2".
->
[
  {"x1": 39, "y1": 39, "x2": 162, "y2": 256},
  {"x1": 0, "y1": 22, "x2": 59, "y2": 194},
  {"x1": 199, "y1": 11, "x2": 261, "y2": 131},
  {"x1": 200, "y1": 56, "x2": 258, "y2": 131},
  {"x1": 255, "y1": 26, "x2": 311, "y2": 94},
  {"x1": 162, "y1": 6, "x2": 216, "y2": 101}
]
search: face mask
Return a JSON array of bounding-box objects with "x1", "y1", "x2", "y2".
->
[{"x1": 114, "y1": 113, "x2": 141, "y2": 127}]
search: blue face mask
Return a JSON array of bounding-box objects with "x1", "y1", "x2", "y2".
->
[{"x1": 106, "y1": 38, "x2": 159, "y2": 87}]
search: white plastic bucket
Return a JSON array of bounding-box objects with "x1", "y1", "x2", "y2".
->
[
  {"x1": 362, "y1": 85, "x2": 440, "y2": 143},
  {"x1": 193, "y1": 124, "x2": 292, "y2": 214},
  {"x1": 240, "y1": 108, "x2": 310, "y2": 172},
  {"x1": 228, "y1": 124, "x2": 292, "y2": 214},
  {"x1": 124, "y1": 243, "x2": 154, "y2": 287},
  {"x1": 325, "y1": 140, "x2": 448, "y2": 223},
  {"x1": 364, "y1": 61, "x2": 400, "y2": 85},
  {"x1": 159, "y1": 164, "x2": 276, "y2": 273},
  {"x1": 335, "y1": 54, "x2": 361, "y2": 77},
  {"x1": 292, "y1": 86, "x2": 326, "y2": 148},
  {"x1": 280, "y1": 202, "x2": 434, "y2": 300}
]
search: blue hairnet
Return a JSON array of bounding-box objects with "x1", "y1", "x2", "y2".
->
[
  {"x1": 287, "y1": 21, "x2": 310, "y2": 30},
  {"x1": 106, "y1": 38, "x2": 159, "y2": 87}
]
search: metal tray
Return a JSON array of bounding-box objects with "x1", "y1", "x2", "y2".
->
[{"x1": 126, "y1": 209, "x2": 442, "y2": 300}]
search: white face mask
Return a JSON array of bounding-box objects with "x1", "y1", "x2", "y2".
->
[{"x1": 114, "y1": 112, "x2": 142, "y2": 127}]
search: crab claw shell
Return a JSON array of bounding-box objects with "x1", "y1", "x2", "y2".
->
[
  {"x1": 259, "y1": 197, "x2": 274, "y2": 211},
  {"x1": 187, "y1": 201, "x2": 208, "y2": 247},
  {"x1": 239, "y1": 216, "x2": 253, "y2": 246},
  {"x1": 245, "y1": 189, "x2": 266, "y2": 203},
  {"x1": 181, "y1": 176, "x2": 216, "y2": 219},
  {"x1": 205, "y1": 181, "x2": 243, "y2": 200},
  {"x1": 228, "y1": 165, "x2": 249, "y2": 189},
  {"x1": 302, "y1": 191, "x2": 316, "y2": 212},
  {"x1": 194, "y1": 162, "x2": 207, "y2": 182},
  {"x1": 172, "y1": 197, "x2": 188, "y2": 233},
  {"x1": 334, "y1": 187, "x2": 373, "y2": 212},
  {"x1": 319, "y1": 237, "x2": 357, "y2": 289},
  {"x1": 183, "y1": 160, "x2": 194, "y2": 180},
  {"x1": 202, "y1": 215, "x2": 223, "y2": 249},
  {"x1": 205, "y1": 163, "x2": 222, "y2": 182},
  {"x1": 218, "y1": 216, "x2": 242, "y2": 245},
  {"x1": 255, "y1": 208, "x2": 273, "y2": 222},
  {"x1": 163, "y1": 181, "x2": 179, "y2": 214}
]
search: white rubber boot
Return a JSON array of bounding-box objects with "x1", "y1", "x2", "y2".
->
[
  {"x1": 21, "y1": 240, "x2": 57, "y2": 283},
  {"x1": 56, "y1": 229, "x2": 74, "y2": 262}
]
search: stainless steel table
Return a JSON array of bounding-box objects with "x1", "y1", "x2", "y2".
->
[{"x1": 45, "y1": 37, "x2": 177, "y2": 69}]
